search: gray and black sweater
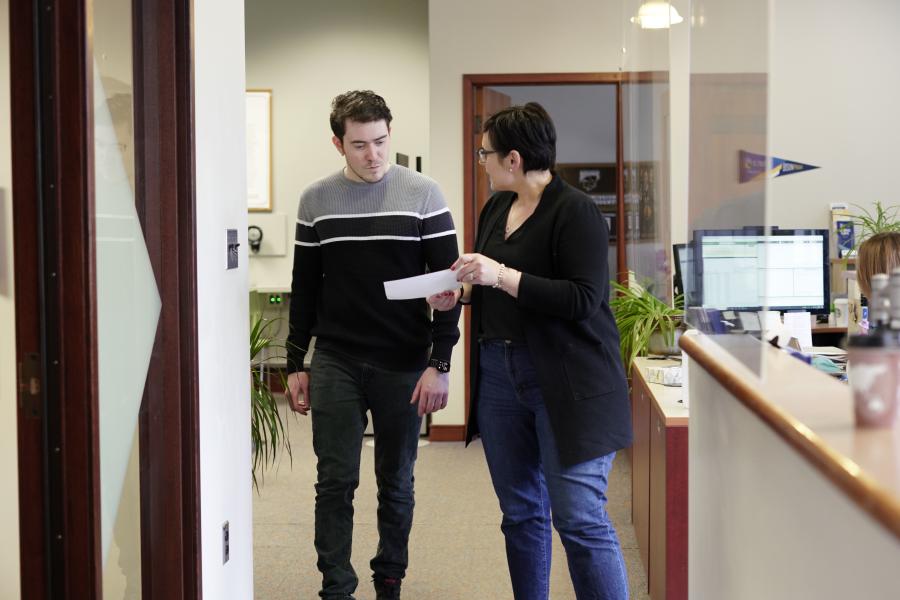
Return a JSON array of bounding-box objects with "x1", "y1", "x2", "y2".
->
[{"x1": 287, "y1": 165, "x2": 462, "y2": 373}]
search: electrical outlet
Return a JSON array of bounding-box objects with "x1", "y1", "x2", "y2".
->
[
  {"x1": 222, "y1": 521, "x2": 230, "y2": 564},
  {"x1": 226, "y1": 229, "x2": 239, "y2": 269}
]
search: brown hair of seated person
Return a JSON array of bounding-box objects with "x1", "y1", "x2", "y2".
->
[{"x1": 856, "y1": 231, "x2": 900, "y2": 298}]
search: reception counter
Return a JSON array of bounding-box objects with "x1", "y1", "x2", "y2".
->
[{"x1": 680, "y1": 332, "x2": 900, "y2": 599}]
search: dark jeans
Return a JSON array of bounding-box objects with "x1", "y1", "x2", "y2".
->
[
  {"x1": 309, "y1": 349, "x2": 422, "y2": 599},
  {"x1": 477, "y1": 340, "x2": 629, "y2": 600}
]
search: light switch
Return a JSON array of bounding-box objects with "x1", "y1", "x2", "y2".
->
[{"x1": 226, "y1": 229, "x2": 239, "y2": 269}]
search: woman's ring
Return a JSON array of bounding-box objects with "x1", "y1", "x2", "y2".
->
[{"x1": 468, "y1": 272, "x2": 475, "y2": 282}]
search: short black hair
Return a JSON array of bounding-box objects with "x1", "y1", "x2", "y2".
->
[
  {"x1": 330, "y1": 90, "x2": 393, "y2": 140},
  {"x1": 482, "y1": 102, "x2": 556, "y2": 173}
]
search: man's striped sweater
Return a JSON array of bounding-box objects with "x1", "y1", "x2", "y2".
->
[{"x1": 287, "y1": 165, "x2": 462, "y2": 373}]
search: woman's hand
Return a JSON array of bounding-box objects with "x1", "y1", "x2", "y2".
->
[
  {"x1": 452, "y1": 253, "x2": 502, "y2": 287},
  {"x1": 427, "y1": 288, "x2": 461, "y2": 312}
]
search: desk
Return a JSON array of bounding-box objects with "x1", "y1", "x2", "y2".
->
[
  {"x1": 811, "y1": 323, "x2": 847, "y2": 348},
  {"x1": 631, "y1": 358, "x2": 688, "y2": 600}
]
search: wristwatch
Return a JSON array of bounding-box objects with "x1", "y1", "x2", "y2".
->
[{"x1": 428, "y1": 358, "x2": 450, "y2": 373}]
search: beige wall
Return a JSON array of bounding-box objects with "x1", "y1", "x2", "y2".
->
[
  {"x1": 0, "y1": 0, "x2": 21, "y2": 595},
  {"x1": 768, "y1": 0, "x2": 900, "y2": 232},
  {"x1": 244, "y1": 0, "x2": 430, "y2": 290}
]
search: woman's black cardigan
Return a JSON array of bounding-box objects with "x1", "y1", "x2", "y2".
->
[{"x1": 465, "y1": 175, "x2": 633, "y2": 466}]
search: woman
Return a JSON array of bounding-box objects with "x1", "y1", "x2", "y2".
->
[
  {"x1": 428, "y1": 103, "x2": 632, "y2": 600},
  {"x1": 856, "y1": 231, "x2": 900, "y2": 298}
]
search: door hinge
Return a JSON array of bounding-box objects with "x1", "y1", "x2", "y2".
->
[{"x1": 18, "y1": 353, "x2": 42, "y2": 418}]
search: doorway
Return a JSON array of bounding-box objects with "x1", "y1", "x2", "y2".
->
[{"x1": 462, "y1": 72, "x2": 670, "y2": 426}]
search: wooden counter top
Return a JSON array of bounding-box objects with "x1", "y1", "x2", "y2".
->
[
  {"x1": 680, "y1": 331, "x2": 900, "y2": 540},
  {"x1": 632, "y1": 357, "x2": 688, "y2": 426}
]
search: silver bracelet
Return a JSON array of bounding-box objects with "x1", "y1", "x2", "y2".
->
[{"x1": 493, "y1": 264, "x2": 506, "y2": 289}]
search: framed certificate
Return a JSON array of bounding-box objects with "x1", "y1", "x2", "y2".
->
[{"x1": 246, "y1": 89, "x2": 272, "y2": 211}]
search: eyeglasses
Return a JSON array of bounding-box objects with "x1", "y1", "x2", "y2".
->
[{"x1": 476, "y1": 147, "x2": 498, "y2": 164}]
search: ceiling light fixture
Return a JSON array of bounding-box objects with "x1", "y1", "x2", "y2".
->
[{"x1": 630, "y1": 1, "x2": 684, "y2": 29}]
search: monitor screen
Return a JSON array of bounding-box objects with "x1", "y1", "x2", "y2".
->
[
  {"x1": 693, "y1": 228, "x2": 830, "y2": 314},
  {"x1": 672, "y1": 243, "x2": 696, "y2": 305}
]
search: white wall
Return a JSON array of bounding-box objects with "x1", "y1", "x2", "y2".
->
[
  {"x1": 768, "y1": 0, "x2": 900, "y2": 232},
  {"x1": 244, "y1": 0, "x2": 429, "y2": 290},
  {"x1": 429, "y1": 0, "x2": 632, "y2": 425},
  {"x1": 0, "y1": 0, "x2": 21, "y2": 596},
  {"x1": 194, "y1": 0, "x2": 253, "y2": 596}
]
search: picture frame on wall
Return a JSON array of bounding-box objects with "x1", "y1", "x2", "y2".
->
[{"x1": 246, "y1": 89, "x2": 272, "y2": 211}]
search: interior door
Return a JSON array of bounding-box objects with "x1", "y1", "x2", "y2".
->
[
  {"x1": 473, "y1": 87, "x2": 511, "y2": 220},
  {"x1": 11, "y1": 1, "x2": 199, "y2": 598}
]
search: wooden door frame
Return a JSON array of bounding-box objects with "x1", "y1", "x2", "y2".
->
[
  {"x1": 10, "y1": 0, "x2": 200, "y2": 598},
  {"x1": 459, "y1": 72, "x2": 665, "y2": 434}
]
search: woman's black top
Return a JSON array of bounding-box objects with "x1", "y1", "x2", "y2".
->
[
  {"x1": 466, "y1": 174, "x2": 633, "y2": 466},
  {"x1": 478, "y1": 201, "x2": 531, "y2": 343}
]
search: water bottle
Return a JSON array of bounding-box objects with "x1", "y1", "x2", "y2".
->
[{"x1": 869, "y1": 273, "x2": 890, "y2": 331}]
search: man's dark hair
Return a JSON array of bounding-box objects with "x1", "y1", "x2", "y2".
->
[
  {"x1": 330, "y1": 90, "x2": 393, "y2": 140},
  {"x1": 482, "y1": 102, "x2": 556, "y2": 173}
]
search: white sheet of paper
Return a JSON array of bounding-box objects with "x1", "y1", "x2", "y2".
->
[
  {"x1": 738, "y1": 311, "x2": 761, "y2": 331},
  {"x1": 384, "y1": 269, "x2": 461, "y2": 300},
  {"x1": 783, "y1": 311, "x2": 813, "y2": 349},
  {"x1": 803, "y1": 346, "x2": 847, "y2": 356}
]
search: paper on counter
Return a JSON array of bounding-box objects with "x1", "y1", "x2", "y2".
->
[
  {"x1": 782, "y1": 311, "x2": 813, "y2": 349},
  {"x1": 384, "y1": 269, "x2": 461, "y2": 300}
]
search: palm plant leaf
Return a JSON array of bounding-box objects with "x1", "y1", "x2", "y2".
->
[
  {"x1": 250, "y1": 312, "x2": 294, "y2": 491},
  {"x1": 610, "y1": 280, "x2": 684, "y2": 374}
]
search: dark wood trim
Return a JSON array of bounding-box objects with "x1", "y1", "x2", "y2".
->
[
  {"x1": 462, "y1": 72, "x2": 667, "y2": 86},
  {"x1": 11, "y1": 0, "x2": 103, "y2": 596},
  {"x1": 10, "y1": 0, "x2": 48, "y2": 595},
  {"x1": 133, "y1": 0, "x2": 201, "y2": 597},
  {"x1": 428, "y1": 425, "x2": 466, "y2": 442},
  {"x1": 461, "y1": 77, "x2": 475, "y2": 426},
  {"x1": 615, "y1": 82, "x2": 627, "y2": 283}
]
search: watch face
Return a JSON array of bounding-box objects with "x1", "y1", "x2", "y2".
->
[{"x1": 430, "y1": 359, "x2": 450, "y2": 373}]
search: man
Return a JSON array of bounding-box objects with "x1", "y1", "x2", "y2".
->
[{"x1": 286, "y1": 90, "x2": 461, "y2": 600}]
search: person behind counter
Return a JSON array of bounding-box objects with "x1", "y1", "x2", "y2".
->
[
  {"x1": 428, "y1": 102, "x2": 632, "y2": 600},
  {"x1": 856, "y1": 231, "x2": 900, "y2": 298}
]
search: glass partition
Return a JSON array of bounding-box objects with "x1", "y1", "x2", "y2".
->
[
  {"x1": 686, "y1": 0, "x2": 769, "y2": 373},
  {"x1": 621, "y1": 0, "x2": 673, "y2": 301},
  {"x1": 93, "y1": 0, "x2": 159, "y2": 595}
]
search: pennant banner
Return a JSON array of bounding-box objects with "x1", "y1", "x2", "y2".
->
[{"x1": 739, "y1": 150, "x2": 819, "y2": 183}]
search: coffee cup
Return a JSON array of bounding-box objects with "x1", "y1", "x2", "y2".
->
[
  {"x1": 834, "y1": 298, "x2": 849, "y2": 327},
  {"x1": 847, "y1": 332, "x2": 900, "y2": 428}
]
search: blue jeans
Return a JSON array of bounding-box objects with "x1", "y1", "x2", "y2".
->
[
  {"x1": 477, "y1": 340, "x2": 629, "y2": 600},
  {"x1": 310, "y1": 350, "x2": 422, "y2": 599}
]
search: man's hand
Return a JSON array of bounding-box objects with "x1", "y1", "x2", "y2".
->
[
  {"x1": 410, "y1": 367, "x2": 449, "y2": 416},
  {"x1": 286, "y1": 371, "x2": 310, "y2": 415},
  {"x1": 427, "y1": 288, "x2": 461, "y2": 312}
]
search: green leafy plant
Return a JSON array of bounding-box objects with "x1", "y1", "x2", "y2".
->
[
  {"x1": 610, "y1": 280, "x2": 684, "y2": 374},
  {"x1": 852, "y1": 201, "x2": 900, "y2": 249},
  {"x1": 250, "y1": 312, "x2": 293, "y2": 490}
]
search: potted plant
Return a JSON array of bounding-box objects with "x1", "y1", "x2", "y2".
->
[
  {"x1": 852, "y1": 200, "x2": 900, "y2": 248},
  {"x1": 250, "y1": 312, "x2": 293, "y2": 490},
  {"x1": 610, "y1": 279, "x2": 684, "y2": 375}
]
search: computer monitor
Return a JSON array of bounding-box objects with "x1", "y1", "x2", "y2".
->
[
  {"x1": 672, "y1": 243, "x2": 696, "y2": 305},
  {"x1": 693, "y1": 228, "x2": 830, "y2": 314}
]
